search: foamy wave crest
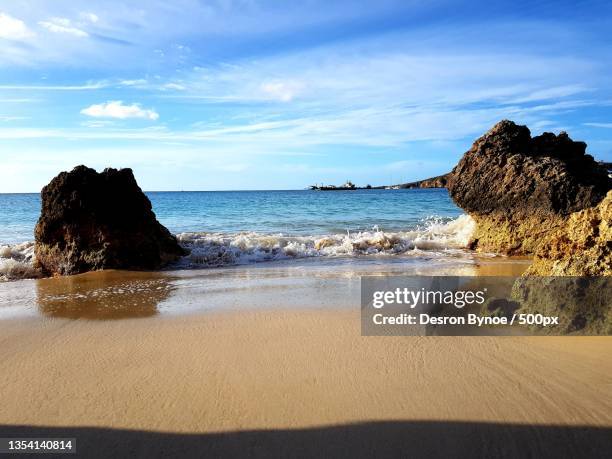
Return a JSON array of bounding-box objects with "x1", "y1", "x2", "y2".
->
[
  {"x1": 0, "y1": 241, "x2": 42, "y2": 281},
  {"x1": 176, "y1": 214, "x2": 475, "y2": 267},
  {"x1": 0, "y1": 215, "x2": 476, "y2": 278}
]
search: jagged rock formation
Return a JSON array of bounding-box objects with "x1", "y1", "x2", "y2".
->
[
  {"x1": 524, "y1": 190, "x2": 611, "y2": 276},
  {"x1": 511, "y1": 193, "x2": 611, "y2": 334},
  {"x1": 448, "y1": 120, "x2": 611, "y2": 254},
  {"x1": 35, "y1": 165, "x2": 186, "y2": 276}
]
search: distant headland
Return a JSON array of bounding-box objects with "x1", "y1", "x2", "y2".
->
[
  {"x1": 310, "y1": 161, "x2": 611, "y2": 191},
  {"x1": 310, "y1": 174, "x2": 449, "y2": 191}
]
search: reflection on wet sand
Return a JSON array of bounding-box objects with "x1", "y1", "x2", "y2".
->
[
  {"x1": 36, "y1": 270, "x2": 175, "y2": 320},
  {"x1": 0, "y1": 256, "x2": 532, "y2": 320}
]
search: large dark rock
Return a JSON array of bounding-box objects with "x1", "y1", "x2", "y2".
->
[
  {"x1": 35, "y1": 166, "x2": 186, "y2": 275},
  {"x1": 448, "y1": 120, "x2": 611, "y2": 254}
]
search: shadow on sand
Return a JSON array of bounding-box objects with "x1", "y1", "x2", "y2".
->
[{"x1": 1, "y1": 421, "x2": 610, "y2": 458}]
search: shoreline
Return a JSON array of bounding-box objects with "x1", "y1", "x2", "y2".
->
[
  {"x1": 0, "y1": 212, "x2": 510, "y2": 283},
  {"x1": 0, "y1": 256, "x2": 531, "y2": 320}
]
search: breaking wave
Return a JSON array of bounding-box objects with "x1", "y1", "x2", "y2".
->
[
  {"x1": 0, "y1": 241, "x2": 41, "y2": 281},
  {"x1": 0, "y1": 215, "x2": 476, "y2": 280},
  {"x1": 176, "y1": 215, "x2": 476, "y2": 268}
]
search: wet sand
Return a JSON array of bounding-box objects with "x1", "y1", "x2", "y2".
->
[
  {"x1": 0, "y1": 255, "x2": 532, "y2": 320},
  {"x1": 0, "y1": 258, "x2": 610, "y2": 457},
  {"x1": 1, "y1": 311, "x2": 611, "y2": 457}
]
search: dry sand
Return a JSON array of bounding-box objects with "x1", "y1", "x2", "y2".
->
[{"x1": 1, "y1": 308, "x2": 611, "y2": 457}]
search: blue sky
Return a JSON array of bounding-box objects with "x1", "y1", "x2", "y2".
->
[{"x1": 1, "y1": 0, "x2": 611, "y2": 192}]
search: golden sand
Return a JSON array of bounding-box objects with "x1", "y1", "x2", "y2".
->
[{"x1": 1, "y1": 310, "x2": 610, "y2": 432}]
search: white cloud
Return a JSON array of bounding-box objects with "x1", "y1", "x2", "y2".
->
[
  {"x1": 38, "y1": 17, "x2": 88, "y2": 37},
  {"x1": 0, "y1": 12, "x2": 33, "y2": 40},
  {"x1": 260, "y1": 80, "x2": 303, "y2": 102},
  {"x1": 81, "y1": 101, "x2": 159, "y2": 120}
]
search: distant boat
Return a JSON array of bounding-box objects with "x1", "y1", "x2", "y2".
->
[{"x1": 310, "y1": 180, "x2": 357, "y2": 191}]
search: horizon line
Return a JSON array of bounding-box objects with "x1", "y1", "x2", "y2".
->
[{"x1": 0, "y1": 188, "x2": 450, "y2": 195}]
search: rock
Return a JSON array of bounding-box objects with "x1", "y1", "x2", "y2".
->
[
  {"x1": 482, "y1": 297, "x2": 521, "y2": 319},
  {"x1": 402, "y1": 173, "x2": 449, "y2": 189},
  {"x1": 448, "y1": 120, "x2": 611, "y2": 254},
  {"x1": 598, "y1": 161, "x2": 612, "y2": 175},
  {"x1": 511, "y1": 277, "x2": 611, "y2": 335},
  {"x1": 524, "y1": 190, "x2": 612, "y2": 276},
  {"x1": 508, "y1": 190, "x2": 611, "y2": 335},
  {"x1": 35, "y1": 166, "x2": 186, "y2": 276}
]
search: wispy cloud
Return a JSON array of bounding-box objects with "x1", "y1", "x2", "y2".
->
[
  {"x1": 81, "y1": 101, "x2": 159, "y2": 120},
  {"x1": 0, "y1": 78, "x2": 185, "y2": 91},
  {"x1": 0, "y1": 98, "x2": 585, "y2": 148},
  {"x1": 583, "y1": 122, "x2": 612, "y2": 129},
  {"x1": 161, "y1": 82, "x2": 185, "y2": 91},
  {"x1": 167, "y1": 48, "x2": 595, "y2": 112},
  {"x1": 38, "y1": 17, "x2": 88, "y2": 37},
  {"x1": 118, "y1": 79, "x2": 148, "y2": 87},
  {"x1": 117, "y1": 79, "x2": 185, "y2": 91},
  {"x1": 0, "y1": 82, "x2": 108, "y2": 90}
]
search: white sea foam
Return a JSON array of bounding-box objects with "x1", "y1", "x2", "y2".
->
[
  {"x1": 0, "y1": 241, "x2": 41, "y2": 281},
  {"x1": 0, "y1": 215, "x2": 477, "y2": 279},
  {"x1": 176, "y1": 214, "x2": 476, "y2": 268}
]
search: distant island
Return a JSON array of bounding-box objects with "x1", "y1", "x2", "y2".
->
[
  {"x1": 309, "y1": 163, "x2": 611, "y2": 191},
  {"x1": 310, "y1": 174, "x2": 449, "y2": 191}
]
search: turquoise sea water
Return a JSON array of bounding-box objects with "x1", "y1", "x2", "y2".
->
[{"x1": 0, "y1": 189, "x2": 462, "y2": 244}]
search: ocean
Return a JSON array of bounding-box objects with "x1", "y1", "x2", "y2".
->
[{"x1": 0, "y1": 189, "x2": 476, "y2": 280}]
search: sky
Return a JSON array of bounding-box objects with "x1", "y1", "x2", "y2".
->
[{"x1": 1, "y1": 0, "x2": 612, "y2": 192}]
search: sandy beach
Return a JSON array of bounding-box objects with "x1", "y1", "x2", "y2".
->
[{"x1": 0, "y1": 259, "x2": 611, "y2": 457}]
